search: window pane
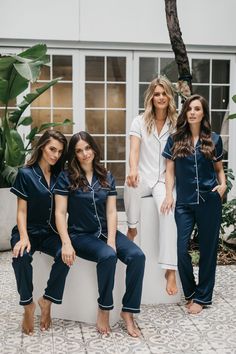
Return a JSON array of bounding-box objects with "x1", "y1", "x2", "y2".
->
[
  {"x1": 192, "y1": 59, "x2": 210, "y2": 83},
  {"x1": 212, "y1": 60, "x2": 230, "y2": 84},
  {"x1": 53, "y1": 109, "x2": 73, "y2": 134},
  {"x1": 139, "y1": 57, "x2": 158, "y2": 82},
  {"x1": 53, "y1": 83, "x2": 72, "y2": 107},
  {"x1": 39, "y1": 64, "x2": 50, "y2": 80},
  {"x1": 31, "y1": 83, "x2": 51, "y2": 107},
  {"x1": 192, "y1": 85, "x2": 209, "y2": 102},
  {"x1": 139, "y1": 84, "x2": 149, "y2": 109},
  {"x1": 211, "y1": 86, "x2": 229, "y2": 109},
  {"x1": 160, "y1": 58, "x2": 178, "y2": 82},
  {"x1": 85, "y1": 83, "x2": 104, "y2": 108},
  {"x1": 93, "y1": 136, "x2": 104, "y2": 160},
  {"x1": 53, "y1": 55, "x2": 72, "y2": 81},
  {"x1": 86, "y1": 110, "x2": 104, "y2": 134},
  {"x1": 211, "y1": 111, "x2": 229, "y2": 135},
  {"x1": 107, "y1": 110, "x2": 126, "y2": 134},
  {"x1": 107, "y1": 84, "x2": 126, "y2": 108},
  {"x1": 107, "y1": 136, "x2": 125, "y2": 160},
  {"x1": 107, "y1": 57, "x2": 126, "y2": 82},
  {"x1": 107, "y1": 162, "x2": 125, "y2": 186},
  {"x1": 86, "y1": 56, "x2": 104, "y2": 81},
  {"x1": 31, "y1": 109, "x2": 51, "y2": 128}
]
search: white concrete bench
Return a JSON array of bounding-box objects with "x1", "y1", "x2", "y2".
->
[
  {"x1": 138, "y1": 196, "x2": 181, "y2": 305},
  {"x1": 32, "y1": 252, "x2": 125, "y2": 325}
]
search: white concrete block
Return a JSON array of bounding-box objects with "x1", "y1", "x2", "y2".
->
[{"x1": 33, "y1": 252, "x2": 125, "y2": 325}]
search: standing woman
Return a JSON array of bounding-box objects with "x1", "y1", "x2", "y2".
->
[
  {"x1": 124, "y1": 76, "x2": 178, "y2": 295},
  {"x1": 54, "y1": 131, "x2": 145, "y2": 337},
  {"x1": 11, "y1": 130, "x2": 69, "y2": 335},
  {"x1": 162, "y1": 94, "x2": 226, "y2": 314}
]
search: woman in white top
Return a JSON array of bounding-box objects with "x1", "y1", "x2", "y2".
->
[{"x1": 124, "y1": 76, "x2": 178, "y2": 295}]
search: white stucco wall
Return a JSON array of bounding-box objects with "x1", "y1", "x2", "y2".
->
[
  {"x1": 0, "y1": 0, "x2": 235, "y2": 47},
  {"x1": 0, "y1": 0, "x2": 79, "y2": 41},
  {"x1": 79, "y1": 0, "x2": 236, "y2": 47}
]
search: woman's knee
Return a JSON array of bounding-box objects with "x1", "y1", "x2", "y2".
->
[
  {"x1": 127, "y1": 248, "x2": 146, "y2": 265},
  {"x1": 12, "y1": 250, "x2": 32, "y2": 265},
  {"x1": 98, "y1": 248, "x2": 117, "y2": 264}
]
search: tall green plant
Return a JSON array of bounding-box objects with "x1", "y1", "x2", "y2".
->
[
  {"x1": 228, "y1": 95, "x2": 236, "y2": 119},
  {"x1": 0, "y1": 44, "x2": 71, "y2": 187}
]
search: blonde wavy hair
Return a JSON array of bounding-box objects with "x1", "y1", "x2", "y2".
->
[{"x1": 143, "y1": 76, "x2": 177, "y2": 134}]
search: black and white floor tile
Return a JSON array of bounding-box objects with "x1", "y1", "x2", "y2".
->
[{"x1": 1, "y1": 246, "x2": 236, "y2": 353}]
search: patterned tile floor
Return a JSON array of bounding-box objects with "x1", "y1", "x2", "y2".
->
[{"x1": 1, "y1": 249, "x2": 236, "y2": 354}]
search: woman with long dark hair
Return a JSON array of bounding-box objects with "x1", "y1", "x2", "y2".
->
[
  {"x1": 11, "y1": 130, "x2": 69, "y2": 335},
  {"x1": 162, "y1": 95, "x2": 226, "y2": 314},
  {"x1": 54, "y1": 131, "x2": 145, "y2": 337}
]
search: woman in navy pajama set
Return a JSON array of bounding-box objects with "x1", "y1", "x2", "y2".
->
[
  {"x1": 54, "y1": 131, "x2": 145, "y2": 337},
  {"x1": 161, "y1": 95, "x2": 226, "y2": 314},
  {"x1": 11, "y1": 130, "x2": 69, "y2": 335}
]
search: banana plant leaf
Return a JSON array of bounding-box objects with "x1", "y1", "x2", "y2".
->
[
  {"x1": 5, "y1": 129, "x2": 25, "y2": 167},
  {"x1": 9, "y1": 78, "x2": 61, "y2": 127},
  {"x1": 0, "y1": 68, "x2": 28, "y2": 103},
  {"x1": 19, "y1": 44, "x2": 47, "y2": 60},
  {"x1": 0, "y1": 56, "x2": 15, "y2": 80},
  {"x1": 0, "y1": 164, "x2": 18, "y2": 187},
  {"x1": 25, "y1": 119, "x2": 72, "y2": 142}
]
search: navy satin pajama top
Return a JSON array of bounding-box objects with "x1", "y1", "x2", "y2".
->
[
  {"x1": 54, "y1": 171, "x2": 117, "y2": 237},
  {"x1": 162, "y1": 132, "x2": 223, "y2": 205},
  {"x1": 10, "y1": 163, "x2": 58, "y2": 234}
]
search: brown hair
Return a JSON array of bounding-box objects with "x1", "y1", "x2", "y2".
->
[
  {"x1": 172, "y1": 94, "x2": 215, "y2": 159},
  {"x1": 67, "y1": 131, "x2": 108, "y2": 190},
  {"x1": 27, "y1": 130, "x2": 67, "y2": 174}
]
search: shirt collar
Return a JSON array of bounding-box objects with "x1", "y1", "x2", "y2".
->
[
  {"x1": 32, "y1": 163, "x2": 57, "y2": 190},
  {"x1": 154, "y1": 117, "x2": 171, "y2": 140}
]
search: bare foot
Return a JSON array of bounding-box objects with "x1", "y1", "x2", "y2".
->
[
  {"x1": 96, "y1": 308, "x2": 111, "y2": 334},
  {"x1": 120, "y1": 311, "x2": 141, "y2": 337},
  {"x1": 188, "y1": 303, "x2": 203, "y2": 314},
  {"x1": 38, "y1": 297, "x2": 52, "y2": 331},
  {"x1": 165, "y1": 270, "x2": 178, "y2": 295},
  {"x1": 185, "y1": 300, "x2": 193, "y2": 309},
  {"x1": 127, "y1": 228, "x2": 137, "y2": 241},
  {"x1": 22, "y1": 302, "x2": 36, "y2": 335}
]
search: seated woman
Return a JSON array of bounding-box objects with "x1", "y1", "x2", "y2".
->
[
  {"x1": 11, "y1": 130, "x2": 69, "y2": 335},
  {"x1": 54, "y1": 131, "x2": 145, "y2": 337}
]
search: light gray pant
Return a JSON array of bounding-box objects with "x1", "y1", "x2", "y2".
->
[{"x1": 124, "y1": 178, "x2": 177, "y2": 270}]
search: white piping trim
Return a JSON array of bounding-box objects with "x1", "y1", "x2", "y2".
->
[{"x1": 11, "y1": 187, "x2": 28, "y2": 199}]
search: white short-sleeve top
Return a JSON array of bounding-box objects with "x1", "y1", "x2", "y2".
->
[{"x1": 129, "y1": 114, "x2": 172, "y2": 188}]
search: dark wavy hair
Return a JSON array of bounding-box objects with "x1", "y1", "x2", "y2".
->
[
  {"x1": 172, "y1": 95, "x2": 215, "y2": 160},
  {"x1": 67, "y1": 131, "x2": 108, "y2": 190},
  {"x1": 26, "y1": 130, "x2": 67, "y2": 175}
]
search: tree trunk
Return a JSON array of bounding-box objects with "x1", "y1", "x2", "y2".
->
[{"x1": 164, "y1": 0, "x2": 192, "y2": 95}]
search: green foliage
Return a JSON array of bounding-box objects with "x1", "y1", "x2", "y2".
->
[
  {"x1": 0, "y1": 44, "x2": 72, "y2": 187},
  {"x1": 220, "y1": 168, "x2": 236, "y2": 240},
  {"x1": 221, "y1": 198, "x2": 236, "y2": 240},
  {"x1": 228, "y1": 95, "x2": 236, "y2": 119}
]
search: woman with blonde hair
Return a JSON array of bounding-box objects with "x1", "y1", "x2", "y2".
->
[{"x1": 124, "y1": 75, "x2": 178, "y2": 295}]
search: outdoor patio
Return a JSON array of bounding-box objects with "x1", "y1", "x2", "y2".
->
[{"x1": 1, "y1": 248, "x2": 236, "y2": 354}]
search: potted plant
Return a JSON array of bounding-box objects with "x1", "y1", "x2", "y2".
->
[{"x1": 0, "y1": 44, "x2": 71, "y2": 250}]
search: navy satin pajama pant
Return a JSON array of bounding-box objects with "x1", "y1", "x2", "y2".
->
[
  {"x1": 11, "y1": 227, "x2": 70, "y2": 306},
  {"x1": 70, "y1": 230, "x2": 145, "y2": 313},
  {"x1": 175, "y1": 191, "x2": 222, "y2": 306}
]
